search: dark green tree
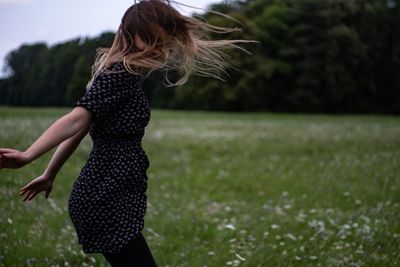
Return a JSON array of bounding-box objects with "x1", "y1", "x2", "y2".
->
[{"x1": 66, "y1": 56, "x2": 91, "y2": 105}]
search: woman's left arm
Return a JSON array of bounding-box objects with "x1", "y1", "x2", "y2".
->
[{"x1": 0, "y1": 106, "x2": 92, "y2": 169}]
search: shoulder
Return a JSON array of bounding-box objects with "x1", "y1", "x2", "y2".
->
[
  {"x1": 86, "y1": 61, "x2": 143, "y2": 94},
  {"x1": 88, "y1": 62, "x2": 142, "y2": 96}
]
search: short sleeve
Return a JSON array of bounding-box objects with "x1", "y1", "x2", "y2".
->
[{"x1": 74, "y1": 70, "x2": 131, "y2": 118}]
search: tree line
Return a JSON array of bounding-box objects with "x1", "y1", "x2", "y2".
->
[{"x1": 1, "y1": 0, "x2": 399, "y2": 113}]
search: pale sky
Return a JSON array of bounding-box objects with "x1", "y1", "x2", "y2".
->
[{"x1": 0, "y1": 0, "x2": 217, "y2": 76}]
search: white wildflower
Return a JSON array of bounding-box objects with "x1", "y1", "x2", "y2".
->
[
  {"x1": 271, "y1": 224, "x2": 280, "y2": 230},
  {"x1": 275, "y1": 206, "x2": 285, "y2": 215},
  {"x1": 328, "y1": 217, "x2": 336, "y2": 226},
  {"x1": 286, "y1": 233, "x2": 297, "y2": 241},
  {"x1": 362, "y1": 224, "x2": 371, "y2": 234},
  {"x1": 232, "y1": 259, "x2": 240, "y2": 266},
  {"x1": 248, "y1": 235, "x2": 256, "y2": 242},
  {"x1": 309, "y1": 208, "x2": 317, "y2": 214},
  {"x1": 295, "y1": 211, "x2": 307, "y2": 223},
  {"x1": 360, "y1": 215, "x2": 370, "y2": 223},
  {"x1": 283, "y1": 204, "x2": 292, "y2": 209},
  {"x1": 235, "y1": 253, "x2": 246, "y2": 261},
  {"x1": 225, "y1": 224, "x2": 236, "y2": 230},
  {"x1": 356, "y1": 249, "x2": 364, "y2": 254}
]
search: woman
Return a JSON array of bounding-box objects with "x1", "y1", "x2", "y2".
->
[{"x1": 0, "y1": 0, "x2": 248, "y2": 266}]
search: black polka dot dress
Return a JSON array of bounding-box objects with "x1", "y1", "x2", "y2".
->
[{"x1": 68, "y1": 61, "x2": 151, "y2": 254}]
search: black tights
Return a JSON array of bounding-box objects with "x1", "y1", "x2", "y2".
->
[{"x1": 102, "y1": 232, "x2": 157, "y2": 267}]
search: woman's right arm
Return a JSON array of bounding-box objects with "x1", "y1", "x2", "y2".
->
[
  {"x1": 0, "y1": 106, "x2": 92, "y2": 169},
  {"x1": 18, "y1": 125, "x2": 90, "y2": 201},
  {"x1": 43, "y1": 123, "x2": 90, "y2": 181}
]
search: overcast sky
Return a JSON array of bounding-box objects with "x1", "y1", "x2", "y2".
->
[{"x1": 0, "y1": 0, "x2": 217, "y2": 76}]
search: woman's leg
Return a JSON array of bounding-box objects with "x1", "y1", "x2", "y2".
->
[{"x1": 103, "y1": 232, "x2": 157, "y2": 267}]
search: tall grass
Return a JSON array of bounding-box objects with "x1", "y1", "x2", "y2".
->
[{"x1": 0, "y1": 107, "x2": 399, "y2": 266}]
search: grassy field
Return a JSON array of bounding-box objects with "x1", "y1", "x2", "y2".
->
[{"x1": 0, "y1": 107, "x2": 399, "y2": 267}]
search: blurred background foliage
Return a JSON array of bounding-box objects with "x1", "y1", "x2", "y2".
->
[{"x1": 0, "y1": 0, "x2": 399, "y2": 114}]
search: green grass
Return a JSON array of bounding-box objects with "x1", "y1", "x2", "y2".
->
[{"x1": 0, "y1": 107, "x2": 399, "y2": 267}]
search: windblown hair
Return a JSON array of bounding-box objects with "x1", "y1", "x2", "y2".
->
[{"x1": 87, "y1": 0, "x2": 249, "y2": 88}]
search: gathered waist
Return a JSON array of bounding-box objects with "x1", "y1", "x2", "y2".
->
[
  {"x1": 92, "y1": 135, "x2": 142, "y2": 145},
  {"x1": 85, "y1": 138, "x2": 150, "y2": 173}
]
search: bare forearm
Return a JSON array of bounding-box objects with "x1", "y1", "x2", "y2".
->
[
  {"x1": 24, "y1": 107, "x2": 91, "y2": 163},
  {"x1": 43, "y1": 126, "x2": 90, "y2": 180}
]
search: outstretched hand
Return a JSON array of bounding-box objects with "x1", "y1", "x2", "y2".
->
[
  {"x1": 19, "y1": 175, "x2": 53, "y2": 201},
  {"x1": 0, "y1": 148, "x2": 30, "y2": 169}
]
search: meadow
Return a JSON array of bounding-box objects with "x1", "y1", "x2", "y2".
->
[{"x1": 0, "y1": 107, "x2": 399, "y2": 267}]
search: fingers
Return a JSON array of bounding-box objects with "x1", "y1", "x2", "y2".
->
[
  {"x1": 27, "y1": 191, "x2": 39, "y2": 201},
  {"x1": 19, "y1": 186, "x2": 51, "y2": 201},
  {"x1": 0, "y1": 148, "x2": 16, "y2": 154},
  {"x1": 0, "y1": 152, "x2": 18, "y2": 159},
  {"x1": 23, "y1": 191, "x2": 32, "y2": 201},
  {"x1": 20, "y1": 181, "x2": 33, "y2": 192},
  {"x1": 20, "y1": 189, "x2": 32, "y2": 201},
  {"x1": 19, "y1": 185, "x2": 34, "y2": 197},
  {"x1": 19, "y1": 186, "x2": 38, "y2": 201},
  {"x1": 0, "y1": 153, "x2": 4, "y2": 169},
  {"x1": 19, "y1": 189, "x2": 51, "y2": 200},
  {"x1": 21, "y1": 189, "x2": 38, "y2": 201},
  {"x1": 19, "y1": 177, "x2": 52, "y2": 201},
  {"x1": 19, "y1": 187, "x2": 29, "y2": 196},
  {"x1": 20, "y1": 189, "x2": 31, "y2": 201},
  {"x1": 0, "y1": 152, "x2": 20, "y2": 169}
]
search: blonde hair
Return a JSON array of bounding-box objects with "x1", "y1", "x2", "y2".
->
[{"x1": 87, "y1": 0, "x2": 250, "y2": 89}]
